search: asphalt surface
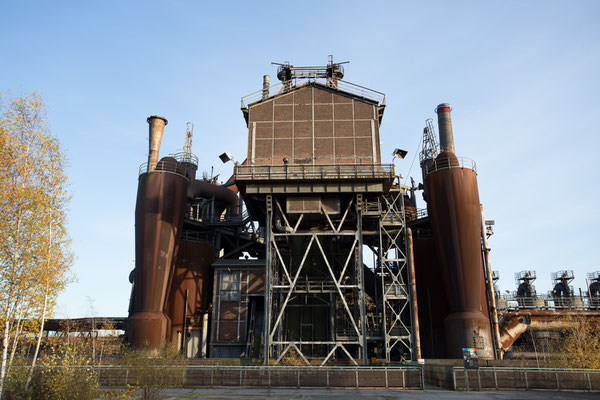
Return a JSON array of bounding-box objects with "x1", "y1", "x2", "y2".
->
[{"x1": 115, "y1": 388, "x2": 600, "y2": 399}]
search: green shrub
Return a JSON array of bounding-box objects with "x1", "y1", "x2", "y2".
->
[
  {"x1": 27, "y1": 342, "x2": 98, "y2": 400},
  {"x1": 2, "y1": 356, "x2": 30, "y2": 400},
  {"x1": 119, "y1": 343, "x2": 187, "y2": 400}
]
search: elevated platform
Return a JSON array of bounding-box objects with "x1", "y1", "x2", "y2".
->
[{"x1": 234, "y1": 164, "x2": 395, "y2": 195}]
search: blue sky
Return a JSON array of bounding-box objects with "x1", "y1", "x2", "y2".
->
[{"x1": 1, "y1": 1, "x2": 599, "y2": 317}]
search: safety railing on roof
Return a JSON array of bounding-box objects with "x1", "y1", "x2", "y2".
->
[
  {"x1": 139, "y1": 158, "x2": 187, "y2": 177},
  {"x1": 234, "y1": 163, "x2": 394, "y2": 181},
  {"x1": 138, "y1": 152, "x2": 198, "y2": 176},
  {"x1": 240, "y1": 78, "x2": 386, "y2": 108},
  {"x1": 423, "y1": 156, "x2": 477, "y2": 176}
]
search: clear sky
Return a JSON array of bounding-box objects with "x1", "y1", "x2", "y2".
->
[{"x1": 1, "y1": 1, "x2": 599, "y2": 317}]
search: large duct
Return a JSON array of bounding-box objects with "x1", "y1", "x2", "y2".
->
[
  {"x1": 435, "y1": 104, "x2": 455, "y2": 154},
  {"x1": 147, "y1": 116, "x2": 168, "y2": 172},
  {"x1": 423, "y1": 103, "x2": 493, "y2": 359},
  {"x1": 187, "y1": 180, "x2": 239, "y2": 216}
]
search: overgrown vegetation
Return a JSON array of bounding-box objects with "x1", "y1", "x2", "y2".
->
[
  {"x1": 551, "y1": 316, "x2": 600, "y2": 369},
  {"x1": 2, "y1": 342, "x2": 98, "y2": 400},
  {"x1": 279, "y1": 347, "x2": 308, "y2": 366},
  {"x1": 513, "y1": 315, "x2": 600, "y2": 369},
  {"x1": 0, "y1": 90, "x2": 73, "y2": 398},
  {"x1": 118, "y1": 344, "x2": 187, "y2": 400}
]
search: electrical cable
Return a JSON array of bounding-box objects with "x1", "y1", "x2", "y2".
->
[{"x1": 403, "y1": 134, "x2": 423, "y2": 186}]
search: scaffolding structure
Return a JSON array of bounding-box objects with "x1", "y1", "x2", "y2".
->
[
  {"x1": 264, "y1": 194, "x2": 370, "y2": 365},
  {"x1": 252, "y1": 177, "x2": 416, "y2": 365},
  {"x1": 377, "y1": 188, "x2": 415, "y2": 362}
]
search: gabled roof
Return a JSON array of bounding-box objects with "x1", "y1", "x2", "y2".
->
[{"x1": 241, "y1": 80, "x2": 386, "y2": 126}]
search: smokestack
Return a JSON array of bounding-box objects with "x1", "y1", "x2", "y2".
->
[
  {"x1": 262, "y1": 75, "x2": 270, "y2": 100},
  {"x1": 147, "y1": 116, "x2": 168, "y2": 172},
  {"x1": 435, "y1": 103, "x2": 455, "y2": 153}
]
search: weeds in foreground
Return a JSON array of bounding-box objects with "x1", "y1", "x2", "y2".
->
[{"x1": 118, "y1": 343, "x2": 187, "y2": 400}]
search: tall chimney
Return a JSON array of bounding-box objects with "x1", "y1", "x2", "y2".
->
[
  {"x1": 147, "y1": 116, "x2": 168, "y2": 172},
  {"x1": 262, "y1": 75, "x2": 270, "y2": 100},
  {"x1": 435, "y1": 103, "x2": 455, "y2": 153}
]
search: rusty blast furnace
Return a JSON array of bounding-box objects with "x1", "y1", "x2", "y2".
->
[
  {"x1": 420, "y1": 105, "x2": 493, "y2": 359},
  {"x1": 126, "y1": 58, "x2": 526, "y2": 362}
]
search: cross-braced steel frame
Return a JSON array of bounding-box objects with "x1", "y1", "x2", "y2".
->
[
  {"x1": 378, "y1": 187, "x2": 414, "y2": 362},
  {"x1": 264, "y1": 194, "x2": 368, "y2": 366}
]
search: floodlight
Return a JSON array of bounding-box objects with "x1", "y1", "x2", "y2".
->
[
  {"x1": 392, "y1": 148, "x2": 408, "y2": 159},
  {"x1": 219, "y1": 152, "x2": 234, "y2": 163}
]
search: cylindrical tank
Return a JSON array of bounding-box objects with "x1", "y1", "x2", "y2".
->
[
  {"x1": 423, "y1": 104, "x2": 493, "y2": 359},
  {"x1": 129, "y1": 156, "x2": 189, "y2": 349},
  {"x1": 165, "y1": 239, "x2": 215, "y2": 343}
]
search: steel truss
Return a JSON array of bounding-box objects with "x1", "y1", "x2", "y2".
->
[
  {"x1": 264, "y1": 194, "x2": 368, "y2": 365},
  {"x1": 378, "y1": 188, "x2": 414, "y2": 362}
]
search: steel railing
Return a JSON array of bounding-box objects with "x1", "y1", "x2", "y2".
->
[
  {"x1": 94, "y1": 365, "x2": 423, "y2": 389},
  {"x1": 454, "y1": 366, "x2": 600, "y2": 391},
  {"x1": 234, "y1": 163, "x2": 394, "y2": 181},
  {"x1": 181, "y1": 230, "x2": 216, "y2": 246},
  {"x1": 423, "y1": 156, "x2": 477, "y2": 175},
  {"x1": 496, "y1": 295, "x2": 600, "y2": 311},
  {"x1": 241, "y1": 78, "x2": 385, "y2": 108},
  {"x1": 138, "y1": 152, "x2": 199, "y2": 176},
  {"x1": 187, "y1": 206, "x2": 249, "y2": 225}
]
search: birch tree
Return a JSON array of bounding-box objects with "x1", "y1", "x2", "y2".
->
[{"x1": 0, "y1": 91, "x2": 73, "y2": 397}]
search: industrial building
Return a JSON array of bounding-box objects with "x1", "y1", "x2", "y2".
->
[{"x1": 126, "y1": 58, "x2": 600, "y2": 364}]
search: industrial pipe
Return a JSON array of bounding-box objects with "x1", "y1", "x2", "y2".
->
[
  {"x1": 262, "y1": 75, "x2": 270, "y2": 100},
  {"x1": 406, "y1": 228, "x2": 422, "y2": 360},
  {"x1": 201, "y1": 312, "x2": 209, "y2": 358},
  {"x1": 187, "y1": 180, "x2": 239, "y2": 216},
  {"x1": 480, "y1": 206, "x2": 502, "y2": 359},
  {"x1": 147, "y1": 116, "x2": 168, "y2": 172},
  {"x1": 435, "y1": 104, "x2": 454, "y2": 153}
]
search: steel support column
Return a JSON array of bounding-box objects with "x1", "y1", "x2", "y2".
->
[
  {"x1": 264, "y1": 195, "x2": 273, "y2": 365},
  {"x1": 356, "y1": 194, "x2": 368, "y2": 365}
]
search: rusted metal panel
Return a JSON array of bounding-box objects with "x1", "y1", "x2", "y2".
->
[
  {"x1": 165, "y1": 240, "x2": 215, "y2": 342},
  {"x1": 247, "y1": 270, "x2": 265, "y2": 294},
  {"x1": 413, "y1": 236, "x2": 450, "y2": 358}
]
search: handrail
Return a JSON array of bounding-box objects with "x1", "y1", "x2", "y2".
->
[
  {"x1": 170, "y1": 151, "x2": 199, "y2": 166},
  {"x1": 139, "y1": 158, "x2": 188, "y2": 177},
  {"x1": 496, "y1": 294, "x2": 600, "y2": 311},
  {"x1": 241, "y1": 78, "x2": 385, "y2": 108},
  {"x1": 181, "y1": 230, "x2": 216, "y2": 246},
  {"x1": 234, "y1": 163, "x2": 394, "y2": 181},
  {"x1": 138, "y1": 152, "x2": 198, "y2": 176},
  {"x1": 423, "y1": 156, "x2": 477, "y2": 175},
  {"x1": 187, "y1": 206, "x2": 249, "y2": 225}
]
